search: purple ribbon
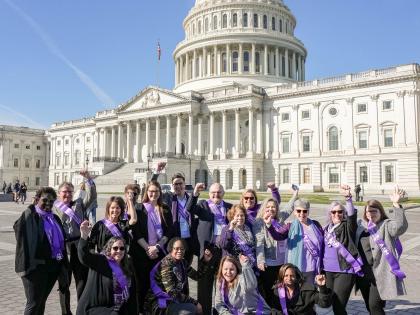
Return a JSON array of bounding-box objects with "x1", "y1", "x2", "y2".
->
[
  {"x1": 207, "y1": 200, "x2": 227, "y2": 234},
  {"x1": 54, "y1": 200, "x2": 82, "y2": 226},
  {"x1": 102, "y1": 219, "x2": 122, "y2": 237},
  {"x1": 177, "y1": 197, "x2": 190, "y2": 224},
  {"x1": 35, "y1": 206, "x2": 65, "y2": 260},
  {"x1": 246, "y1": 205, "x2": 259, "y2": 225},
  {"x1": 302, "y1": 223, "x2": 323, "y2": 274},
  {"x1": 221, "y1": 279, "x2": 264, "y2": 315},
  {"x1": 395, "y1": 238, "x2": 403, "y2": 258},
  {"x1": 144, "y1": 203, "x2": 163, "y2": 245},
  {"x1": 150, "y1": 260, "x2": 172, "y2": 308},
  {"x1": 367, "y1": 221, "x2": 406, "y2": 280},
  {"x1": 107, "y1": 257, "x2": 130, "y2": 306},
  {"x1": 325, "y1": 229, "x2": 364, "y2": 276},
  {"x1": 232, "y1": 230, "x2": 256, "y2": 266},
  {"x1": 278, "y1": 286, "x2": 288, "y2": 315}
]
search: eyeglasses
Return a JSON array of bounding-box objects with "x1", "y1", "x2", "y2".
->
[
  {"x1": 331, "y1": 210, "x2": 343, "y2": 215},
  {"x1": 112, "y1": 246, "x2": 125, "y2": 251},
  {"x1": 296, "y1": 209, "x2": 308, "y2": 214},
  {"x1": 243, "y1": 196, "x2": 255, "y2": 201},
  {"x1": 41, "y1": 197, "x2": 55, "y2": 203},
  {"x1": 172, "y1": 247, "x2": 185, "y2": 252}
]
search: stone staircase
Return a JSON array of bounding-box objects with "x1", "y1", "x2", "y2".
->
[{"x1": 94, "y1": 163, "x2": 147, "y2": 193}]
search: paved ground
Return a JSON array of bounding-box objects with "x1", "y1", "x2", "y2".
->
[{"x1": 1, "y1": 193, "x2": 420, "y2": 314}]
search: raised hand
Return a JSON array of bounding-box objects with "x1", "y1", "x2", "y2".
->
[
  {"x1": 263, "y1": 212, "x2": 272, "y2": 225},
  {"x1": 80, "y1": 220, "x2": 92, "y2": 239},
  {"x1": 340, "y1": 184, "x2": 352, "y2": 198},
  {"x1": 203, "y1": 249, "x2": 213, "y2": 262},
  {"x1": 156, "y1": 162, "x2": 166, "y2": 172},
  {"x1": 229, "y1": 218, "x2": 237, "y2": 231},
  {"x1": 258, "y1": 263, "x2": 266, "y2": 272},
  {"x1": 315, "y1": 274, "x2": 326, "y2": 286},
  {"x1": 239, "y1": 254, "x2": 249, "y2": 264},
  {"x1": 390, "y1": 185, "x2": 405, "y2": 206},
  {"x1": 194, "y1": 183, "x2": 206, "y2": 196},
  {"x1": 267, "y1": 182, "x2": 276, "y2": 190}
]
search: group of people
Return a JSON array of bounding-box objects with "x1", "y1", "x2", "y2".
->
[
  {"x1": 13, "y1": 162, "x2": 408, "y2": 315},
  {"x1": 3, "y1": 179, "x2": 28, "y2": 203}
]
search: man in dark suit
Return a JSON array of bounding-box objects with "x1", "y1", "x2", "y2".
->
[{"x1": 187, "y1": 182, "x2": 232, "y2": 315}]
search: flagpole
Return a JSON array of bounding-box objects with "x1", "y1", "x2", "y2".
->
[{"x1": 157, "y1": 40, "x2": 161, "y2": 87}]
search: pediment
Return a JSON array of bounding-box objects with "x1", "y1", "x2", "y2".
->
[{"x1": 116, "y1": 86, "x2": 189, "y2": 113}]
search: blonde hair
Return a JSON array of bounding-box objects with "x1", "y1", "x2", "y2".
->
[{"x1": 256, "y1": 198, "x2": 279, "y2": 220}]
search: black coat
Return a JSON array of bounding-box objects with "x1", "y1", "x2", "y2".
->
[{"x1": 88, "y1": 219, "x2": 132, "y2": 253}]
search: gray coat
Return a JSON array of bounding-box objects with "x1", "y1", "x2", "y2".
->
[{"x1": 356, "y1": 206, "x2": 408, "y2": 300}]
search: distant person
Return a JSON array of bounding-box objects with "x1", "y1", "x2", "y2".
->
[
  {"x1": 14, "y1": 180, "x2": 20, "y2": 203},
  {"x1": 6, "y1": 182, "x2": 12, "y2": 194},
  {"x1": 140, "y1": 183, "x2": 146, "y2": 199},
  {"x1": 2, "y1": 181, "x2": 6, "y2": 194},
  {"x1": 20, "y1": 182, "x2": 28, "y2": 204},
  {"x1": 355, "y1": 184, "x2": 361, "y2": 202}
]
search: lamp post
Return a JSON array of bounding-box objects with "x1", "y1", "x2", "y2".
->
[
  {"x1": 187, "y1": 154, "x2": 192, "y2": 184},
  {"x1": 85, "y1": 156, "x2": 89, "y2": 171},
  {"x1": 147, "y1": 154, "x2": 152, "y2": 175}
]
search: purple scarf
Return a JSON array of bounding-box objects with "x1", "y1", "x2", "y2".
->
[
  {"x1": 54, "y1": 200, "x2": 82, "y2": 225},
  {"x1": 246, "y1": 204, "x2": 260, "y2": 225},
  {"x1": 220, "y1": 279, "x2": 264, "y2": 315},
  {"x1": 102, "y1": 219, "x2": 122, "y2": 237},
  {"x1": 106, "y1": 257, "x2": 130, "y2": 307},
  {"x1": 144, "y1": 203, "x2": 163, "y2": 245},
  {"x1": 150, "y1": 260, "x2": 172, "y2": 308},
  {"x1": 367, "y1": 220, "x2": 406, "y2": 280},
  {"x1": 232, "y1": 228, "x2": 256, "y2": 266},
  {"x1": 35, "y1": 206, "x2": 65, "y2": 260},
  {"x1": 278, "y1": 286, "x2": 288, "y2": 315}
]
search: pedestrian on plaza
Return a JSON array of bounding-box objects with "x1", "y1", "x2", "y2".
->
[
  {"x1": 14, "y1": 186, "x2": 69, "y2": 315},
  {"x1": 214, "y1": 255, "x2": 271, "y2": 315},
  {"x1": 145, "y1": 237, "x2": 214, "y2": 315},
  {"x1": 187, "y1": 182, "x2": 232, "y2": 315},
  {"x1": 140, "y1": 183, "x2": 146, "y2": 199},
  {"x1": 355, "y1": 186, "x2": 408, "y2": 315},
  {"x1": 20, "y1": 182, "x2": 28, "y2": 204},
  {"x1": 354, "y1": 184, "x2": 361, "y2": 202},
  {"x1": 271, "y1": 263, "x2": 332, "y2": 315},
  {"x1": 2, "y1": 180, "x2": 6, "y2": 194},
  {"x1": 14, "y1": 179, "x2": 20, "y2": 203},
  {"x1": 131, "y1": 180, "x2": 174, "y2": 313},
  {"x1": 53, "y1": 170, "x2": 97, "y2": 315},
  {"x1": 6, "y1": 182, "x2": 12, "y2": 194},
  {"x1": 253, "y1": 188, "x2": 299, "y2": 308},
  {"x1": 77, "y1": 221, "x2": 137, "y2": 315},
  {"x1": 322, "y1": 185, "x2": 362, "y2": 315},
  {"x1": 266, "y1": 198, "x2": 324, "y2": 285}
]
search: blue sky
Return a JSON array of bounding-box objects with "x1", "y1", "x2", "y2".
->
[{"x1": 1, "y1": 0, "x2": 419, "y2": 129}]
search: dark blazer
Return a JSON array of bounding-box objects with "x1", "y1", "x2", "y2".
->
[{"x1": 187, "y1": 195, "x2": 232, "y2": 257}]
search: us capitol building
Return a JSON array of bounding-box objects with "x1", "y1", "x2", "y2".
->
[{"x1": 48, "y1": 0, "x2": 420, "y2": 194}]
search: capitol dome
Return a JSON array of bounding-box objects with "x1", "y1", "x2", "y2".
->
[{"x1": 173, "y1": 0, "x2": 307, "y2": 92}]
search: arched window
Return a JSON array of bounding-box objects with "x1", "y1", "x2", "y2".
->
[
  {"x1": 328, "y1": 127, "x2": 339, "y2": 150},
  {"x1": 232, "y1": 51, "x2": 238, "y2": 72},
  {"x1": 243, "y1": 51, "x2": 250, "y2": 72},
  {"x1": 263, "y1": 15, "x2": 268, "y2": 29},
  {"x1": 253, "y1": 14, "x2": 258, "y2": 28},
  {"x1": 279, "y1": 19, "x2": 283, "y2": 32},
  {"x1": 222, "y1": 53, "x2": 227, "y2": 73},
  {"x1": 272, "y1": 17, "x2": 276, "y2": 30},
  {"x1": 198, "y1": 20, "x2": 202, "y2": 34},
  {"x1": 192, "y1": 23, "x2": 196, "y2": 35},
  {"x1": 243, "y1": 13, "x2": 248, "y2": 27},
  {"x1": 233, "y1": 13, "x2": 238, "y2": 27},
  {"x1": 222, "y1": 14, "x2": 227, "y2": 28},
  {"x1": 285, "y1": 20, "x2": 289, "y2": 34},
  {"x1": 255, "y1": 52, "x2": 261, "y2": 73},
  {"x1": 213, "y1": 15, "x2": 218, "y2": 30},
  {"x1": 205, "y1": 18, "x2": 209, "y2": 32}
]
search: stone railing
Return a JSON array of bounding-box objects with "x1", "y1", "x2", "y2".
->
[{"x1": 92, "y1": 157, "x2": 125, "y2": 163}]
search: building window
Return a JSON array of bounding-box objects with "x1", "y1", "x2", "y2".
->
[
  {"x1": 360, "y1": 166, "x2": 368, "y2": 183},
  {"x1": 243, "y1": 13, "x2": 248, "y2": 27},
  {"x1": 302, "y1": 135, "x2": 310, "y2": 152},
  {"x1": 65, "y1": 139, "x2": 69, "y2": 145},
  {"x1": 301, "y1": 110, "x2": 310, "y2": 119},
  {"x1": 282, "y1": 137, "x2": 290, "y2": 153},
  {"x1": 233, "y1": 13, "x2": 237, "y2": 27},
  {"x1": 222, "y1": 53, "x2": 227, "y2": 73},
  {"x1": 282, "y1": 168, "x2": 290, "y2": 184},
  {"x1": 253, "y1": 14, "x2": 258, "y2": 28},
  {"x1": 279, "y1": 19, "x2": 283, "y2": 32},
  {"x1": 243, "y1": 51, "x2": 250, "y2": 72},
  {"x1": 25, "y1": 145, "x2": 30, "y2": 150},
  {"x1": 75, "y1": 150, "x2": 81, "y2": 166},
  {"x1": 303, "y1": 168, "x2": 311, "y2": 184},
  {"x1": 281, "y1": 113, "x2": 290, "y2": 121},
  {"x1": 382, "y1": 100, "x2": 393, "y2": 111},
  {"x1": 263, "y1": 15, "x2": 268, "y2": 29},
  {"x1": 358, "y1": 131, "x2": 368, "y2": 149},
  {"x1": 55, "y1": 173, "x2": 60, "y2": 186},
  {"x1": 328, "y1": 107, "x2": 337, "y2": 116},
  {"x1": 25, "y1": 159, "x2": 30, "y2": 168},
  {"x1": 86, "y1": 137, "x2": 90, "y2": 144},
  {"x1": 14, "y1": 143, "x2": 19, "y2": 149},
  {"x1": 222, "y1": 14, "x2": 227, "y2": 28},
  {"x1": 14, "y1": 158, "x2": 19, "y2": 167},
  {"x1": 232, "y1": 51, "x2": 238, "y2": 72},
  {"x1": 328, "y1": 126, "x2": 339, "y2": 150},
  {"x1": 329, "y1": 168, "x2": 339, "y2": 184},
  {"x1": 384, "y1": 129, "x2": 393, "y2": 147},
  {"x1": 56, "y1": 155, "x2": 61, "y2": 166},
  {"x1": 57, "y1": 140, "x2": 61, "y2": 146},
  {"x1": 205, "y1": 18, "x2": 209, "y2": 32},
  {"x1": 271, "y1": 17, "x2": 276, "y2": 30},
  {"x1": 35, "y1": 177, "x2": 40, "y2": 186},
  {"x1": 255, "y1": 52, "x2": 261, "y2": 73},
  {"x1": 64, "y1": 155, "x2": 69, "y2": 166},
  {"x1": 36, "y1": 145, "x2": 41, "y2": 150},
  {"x1": 285, "y1": 20, "x2": 289, "y2": 33},
  {"x1": 385, "y1": 165, "x2": 394, "y2": 183},
  {"x1": 357, "y1": 103, "x2": 367, "y2": 113},
  {"x1": 213, "y1": 15, "x2": 218, "y2": 30},
  {"x1": 36, "y1": 159, "x2": 41, "y2": 168}
]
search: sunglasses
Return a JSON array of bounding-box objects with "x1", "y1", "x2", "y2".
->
[
  {"x1": 296, "y1": 209, "x2": 308, "y2": 214},
  {"x1": 331, "y1": 210, "x2": 344, "y2": 215},
  {"x1": 112, "y1": 246, "x2": 125, "y2": 251},
  {"x1": 40, "y1": 197, "x2": 55, "y2": 203},
  {"x1": 243, "y1": 196, "x2": 255, "y2": 201}
]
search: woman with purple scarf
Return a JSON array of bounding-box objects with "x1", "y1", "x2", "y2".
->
[
  {"x1": 131, "y1": 180, "x2": 174, "y2": 313},
  {"x1": 88, "y1": 196, "x2": 137, "y2": 253},
  {"x1": 77, "y1": 221, "x2": 137, "y2": 315},
  {"x1": 322, "y1": 185, "x2": 362, "y2": 315},
  {"x1": 355, "y1": 186, "x2": 408, "y2": 315},
  {"x1": 14, "y1": 186, "x2": 68, "y2": 315},
  {"x1": 267, "y1": 198, "x2": 324, "y2": 285}
]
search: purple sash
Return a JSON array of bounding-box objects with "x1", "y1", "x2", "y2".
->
[
  {"x1": 302, "y1": 223, "x2": 323, "y2": 274},
  {"x1": 107, "y1": 257, "x2": 130, "y2": 306},
  {"x1": 150, "y1": 261, "x2": 172, "y2": 308},
  {"x1": 221, "y1": 279, "x2": 264, "y2": 315},
  {"x1": 232, "y1": 229, "x2": 256, "y2": 266},
  {"x1": 35, "y1": 206, "x2": 65, "y2": 260},
  {"x1": 54, "y1": 200, "x2": 82, "y2": 226},
  {"x1": 102, "y1": 219, "x2": 122, "y2": 237},
  {"x1": 144, "y1": 203, "x2": 163, "y2": 245},
  {"x1": 177, "y1": 196, "x2": 190, "y2": 223},
  {"x1": 207, "y1": 199, "x2": 226, "y2": 226},
  {"x1": 367, "y1": 221, "x2": 406, "y2": 280},
  {"x1": 278, "y1": 286, "x2": 288, "y2": 315},
  {"x1": 171, "y1": 201, "x2": 177, "y2": 224},
  {"x1": 246, "y1": 205, "x2": 259, "y2": 225},
  {"x1": 325, "y1": 229, "x2": 364, "y2": 276}
]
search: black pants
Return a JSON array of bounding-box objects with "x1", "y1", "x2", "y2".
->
[
  {"x1": 22, "y1": 268, "x2": 60, "y2": 315},
  {"x1": 59, "y1": 243, "x2": 88, "y2": 315},
  {"x1": 356, "y1": 274, "x2": 386, "y2": 315},
  {"x1": 134, "y1": 254, "x2": 161, "y2": 313},
  {"x1": 325, "y1": 271, "x2": 355, "y2": 315},
  {"x1": 259, "y1": 265, "x2": 281, "y2": 308}
]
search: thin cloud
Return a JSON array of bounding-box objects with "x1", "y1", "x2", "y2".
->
[
  {"x1": 3, "y1": 0, "x2": 115, "y2": 107},
  {"x1": 0, "y1": 104, "x2": 46, "y2": 129}
]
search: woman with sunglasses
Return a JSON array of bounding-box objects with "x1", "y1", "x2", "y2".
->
[
  {"x1": 145, "y1": 237, "x2": 214, "y2": 315},
  {"x1": 77, "y1": 221, "x2": 137, "y2": 315},
  {"x1": 131, "y1": 180, "x2": 174, "y2": 313},
  {"x1": 267, "y1": 198, "x2": 324, "y2": 285},
  {"x1": 322, "y1": 185, "x2": 362, "y2": 315},
  {"x1": 14, "y1": 187, "x2": 68, "y2": 315},
  {"x1": 88, "y1": 195, "x2": 137, "y2": 253},
  {"x1": 355, "y1": 186, "x2": 408, "y2": 315},
  {"x1": 272, "y1": 263, "x2": 332, "y2": 315}
]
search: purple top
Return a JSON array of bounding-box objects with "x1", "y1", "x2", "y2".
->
[
  {"x1": 246, "y1": 188, "x2": 281, "y2": 225},
  {"x1": 302, "y1": 226, "x2": 318, "y2": 272}
]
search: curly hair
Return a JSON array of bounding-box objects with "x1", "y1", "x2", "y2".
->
[
  {"x1": 102, "y1": 236, "x2": 133, "y2": 277},
  {"x1": 226, "y1": 204, "x2": 247, "y2": 222},
  {"x1": 35, "y1": 186, "x2": 57, "y2": 200},
  {"x1": 167, "y1": 237, "x2": 188, "y2": 254}
]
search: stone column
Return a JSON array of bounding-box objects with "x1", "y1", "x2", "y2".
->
[
  {"x1": 175, "y1": 59, "x2": 179, "y2": 85},
  {"x1": 275, "y1": 47, "x2": 280, "y2": 77},
  {"x1": 221, "y1": 110, "x2": 227, "y2": 158},
  {"x1": 51, "y1": 137, "x2": 55, "y2": 168},
  {"x1": 238, "y1": 43, "x2": 243, "y2": 74},
  {"x1": 117, "y1": 124, "x2": 123, "y2": 159},
  {"x1": 285, "y1": 48, "x2": 289, "y2": 78},
  {"x1": 272, "y1": 109, "x2": 280, "y2": 159},
  {"x1": 176, "y1": 114, "x2": 182, "y2": 155},
  {"x1": 197, "y1": 116, "x2": 203, "y2": 156},
  {"x1": 94, "y1": 130, "x2": 99, "y2": 159},
  {"x1": 165, "y1": 115, "x2": 171, "y2": 154},
  {"x1": 185, "y1": 53, "x2": 189, "y2": 81},
  {"x1": 292, "y1": 52, "x2": 297, "y2": 80},
  {"x1": 188, "y1": 113, "x2": 193, "y2": 155},
  {"x1": 264, "y1": 44, "x2": 268, "y2": 75},
  {"x1": 217, "y1": 47, "x2": 221, "y2": 76},
  {"x1": 297, "y1": 54, "x2": 302, "y2": 81},
  {"x1": 145, "y1": 119, "x2": 150, "y2": 159},
  {"x1": 69, "y1": 135, "x2": 74, "y2": 167},
  {"x1": 251, "y1": 43, "x2": 256, "y2": 74},
  {"x1": 247, "y1": 108, "x2": 254, "y2": 156},
  {"x1": 226, "y1": 44, "x2": 230, "y2": 74},
  {"x1": 101, "y1": 128, "x2": 107, "y2": 159},
  {"x1": 126, "y1": 123, "x2": 132, "y2": 162},
  {"x1": 234, "y1": 108, "x2": 240, "y2": 158},
  {"x1": 256, "y1": 110, "x2": 263, "y2": 154},
  {"x1": 202, "y1": 47, "x2": 207, "y2": 77},
  {"x1": 90, "y1": 132, "x2": 95, "y2": 163},
  {"x1": 111, "y1": 126, "x2": 116, "y2": 159},
  {"x1": 155, "y1": 117, "x2": 161, "y2": 153},
  {"x1": 302, "y1": 58, "x2": 305, "y2": 81},
  {"x1": 370, "y1": 94, "x2": 380, "y2": 151},
  {"x1": 208, "y1": 112, "x2": 214, "y2": 159},
  {"x1": 213, "y1": 46, "x2": 217, "y2": 75},
  {"x1": 192, "y1": 49, "x2": 197, "y2": 79},
  {"x1": 135, "y1": 120, "x2": 141, "y2": 162}
]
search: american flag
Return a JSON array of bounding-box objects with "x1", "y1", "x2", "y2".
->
[{"x1": 157, "y1": 42, "x2": 161, "y2": 61}]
